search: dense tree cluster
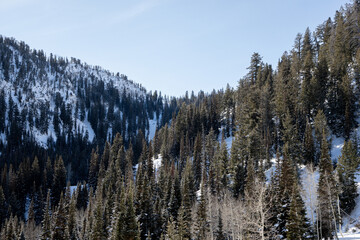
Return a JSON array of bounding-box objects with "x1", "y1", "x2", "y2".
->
[{"x1": 1, "y1": 1, "x2": 360, "y2": 239}]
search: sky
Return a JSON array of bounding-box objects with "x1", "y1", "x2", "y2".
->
[{"x1": 0, "y1": 0, "x2": 350, "y2": 97}]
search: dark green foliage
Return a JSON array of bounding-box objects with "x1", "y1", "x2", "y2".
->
[
  {"x1": 194, "y1": 185, "x2": 208, "y2": 240},
  {"x1": 1, "y1": 2, "x2": 360, "y2": 239},
  {"x1": 52, "y1": 193, "x2": 67, "y2": 240},
  {"x1": 303, "y1": 118, "x2": 315, "y2": 165},
  {"x1": 193, "y1": 133, "x2": 203, "y2": 189},
  {"x1": 41, "y1": 190, "x2": 51, "y2": 240},
  {"x1": 286, "y1": 182, "x2": 310, "y2": 239},
  {"x1": 215, "y1": 209, "x2": 225, "y2": 240},
  {"x1": 337, "y1": 140, "x2": 359, "y2": 214},
  {"x1": 52, "y1": 156, "x2": 66, "y2": 207},
  {"x1": 317, "y1": 131, "x2": 338, "y2": 239}
]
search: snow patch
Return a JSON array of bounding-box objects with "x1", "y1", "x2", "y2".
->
[{"x1": 148, "y1": 115, "x2": 157, "y2": 141}]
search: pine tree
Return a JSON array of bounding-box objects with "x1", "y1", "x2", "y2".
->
[
  {"x1": 88, "y1": 148, "x2": 99, "y2": 189},
  {"x1": 52, "y1": 156, "x2": 67, "y2": 207},
  {"x1": 277, "y1": 144, "x2": 296, "y2": 237},
  {"x1": 314, "y1": 110, "x2": 330, "y2": 164},
  {"x1": 124, "y1": 186, "x2": 138, "y2": 240},
  {"x1": 178, "y1": 159, "x2": 193, "y2": 240},
  {"x1": 303, "y1": 118, "x2": 315, "y2": 165},
  {"x1": 165, "y1": 216, "x2": 179, "y2": 240},
  {"x1": 286, "y1": 182, "x2": 310, "y2": 239},
  {"x1": 193, "y1": 133, "x2": 203, "y2": 189},
  {"x1": 317, "y1": 131, "x2": 338, "y2": 239},
  {"x1": 51, "y1": 193, "x2": 67, "y2": 240},
  {"x1": 194, "y1": 184, "x2": 208, "y2": 240},
  {"x1": 168, "y1": 172, "x2": 181, "y2": 221},
  {"x1": 66, "y1": 194, "x2": 77, "y2": 240},
  {"x1": 0, "y1": 186, "x2": 7, "y2": 228},
  {"x1": 219, "y1": 137, "x2": 229, "y2": 191},
  {"x1": 215, "y1": 209, "x2": 225, "y2": 240},
  {"x1": 337, "y1": 140, "x2": 359, "y2": 214},
  {"x1": 92, "y1": 194, "x2": 106, "y2": 240},
  {"x1": 41, "y1": 190, "x2": 51, "y2": 240},
  {"x1": 244, "y1": 157, "x2": 256, "y2": 200}
]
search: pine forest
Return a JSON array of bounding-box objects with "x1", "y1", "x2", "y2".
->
[{"x1": 1, "y1": 1, "x2": 360, "y2": 240}]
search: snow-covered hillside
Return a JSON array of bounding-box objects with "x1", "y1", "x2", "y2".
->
[{"x1": 0, "y1": 36, "x2": 164, "y2": 150}]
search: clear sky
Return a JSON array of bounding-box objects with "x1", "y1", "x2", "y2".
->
[{"x1": 0, "y1": 0, "x2": 350, "y2": 97}]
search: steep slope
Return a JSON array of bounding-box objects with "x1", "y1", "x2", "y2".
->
[{"x1": 0, "y1": 36, "x2": 168, "y2": 152}]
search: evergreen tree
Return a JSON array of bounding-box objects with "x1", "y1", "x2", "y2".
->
[
  {"x1": 88, "y1": 148, "x2": 99, "y2": 189},
  {"x1": 194, "y1": 184, "x2": 208, "y2": 240},
  {"x1": 92, "y1": 194, "x2": 106, "y2": 240},
  {"x1": 219, "y1": 137, "x2": 229, "y2": 191},
  {"x1": 123, "y1": 186, "x2": 138, "y2": 240},
  {"x1": 277, "y1": 144, "x2": 297, "y2": 237},
  {"x1": 286, "y1": 182, "x2": 310, "y2": 239},
  {"x1": 215, "y1": 209, "x2": 225, "y2": 240},
  {"x1": 337, "y1": 140, "x2": 359, "y2": 214},
  {"x1": 41, "y1": 190, "x2": 51, "y2": 240},
  {"x1": 193, "y1": 133, "x2": 203, "y2": 189},
  {"x1": 317, "y1": 131, "x2": 338, "y2": 239},
  {"x1": 164, "y1": 217, "x2": 179, "y2": 240},
  {"x1": 66, "y1": 194, "x2": 77, "y2": 240},
  {"x1": 52, "y1": 156, "x2": 67, "y2": 207},
  {"x1": 178, "y1": 159, "x2": 193, "y2": 240},
  {"x1": 51, "y1": 193, "x2": 67, "y2": 240},
  {"x1": 303, "y1": 118, "x2": 315, "y2": 165},
  {"x1": 0, "y1": 186, "x2": 7, "y2": 228}
]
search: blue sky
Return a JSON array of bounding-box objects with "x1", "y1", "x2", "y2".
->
[{"x1": 0, "y1": 0, "x2": 350, "y2": 97}]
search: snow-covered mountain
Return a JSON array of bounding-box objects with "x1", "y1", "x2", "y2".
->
[{"x1": 0, "y1": 36, "x2": 166, "y2": 152}]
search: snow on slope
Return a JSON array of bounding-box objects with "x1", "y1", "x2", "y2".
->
[
  {"x1": 147, "y1": 113, "x2": 158, "y2": 141},
  {"x1": 0, "y1": 41, "x2": 148, "y2": 148}
]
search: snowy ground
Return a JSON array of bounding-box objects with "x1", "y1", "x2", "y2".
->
[
  {"x1": 147, "y1": 115, "x2": 158, "y2": 141},
  {"x1": 338, "y1": 232, "x2": 360, "y2": 239}
]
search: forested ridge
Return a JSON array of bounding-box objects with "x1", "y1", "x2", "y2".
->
[{"x1": 1, "y1": 1, "x2": 360, "y2": 240}]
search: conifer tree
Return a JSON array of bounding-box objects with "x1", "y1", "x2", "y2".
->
[
  {"x1": 219, "y1": 137, "x2": 229, "y2": 191},
  {"x1": 124, "y1": 186, "x2": 138, "y2": 240},
  {"x1": 317, "y1": 131, "x2": 338, "y2": 239},
  {"x1": 168, "y1": 172, "x2": 181, "y2": 221},
  {"x1": 52, "y1": 156, "x2": 66, "y2": 207},
  {"x1": 314, "y1": 110, "x2": 330, "y2": 164},
  {"x1": 193, "y1": 133, "x2": 203, "y2": 189},
  {"x1": 194, "y1": 184, "x2": 208, "y2": 240},
  {"x1": 277, "y1": 144, "x2": 296, "y2": 237},
  {"x1": 165, "y1": 216, "x2": 179, "y2": 240},
  {"x1": 88, "y1": 148, "x2": 99, "y2": 189},
  {"x1": 41, "y1": 190, "x2": 51, "y2": 240},
  {"x1": 92, "y1": 194, "x2": 106, "y2": 240},
  {"x1": 215, "y1": 209, "x2": 225, "y2": 240},
  {"x1": 0, "y1": 186, "x2": 7, "y2": 228},
  {"x1": 51, "y1": 193, "x2": 67, "y2": 240},
  {"x1": 66, "y1": 194, "x2": 77, "y2": 240},
  {"x1": 303, "y1": 118, "x2": 315, "y2": 165},
  {"x1": 178, "y1": 159, "x2": 193, "y2": 240},
  {"x1": 337, "y1": 140, "x2": 359, "y2": 214},
  {"x1": 286, "y1": 182, "x2": 310, "y2": 239}
]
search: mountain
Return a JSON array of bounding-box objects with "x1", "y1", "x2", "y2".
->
[
  {"x1": 1, "y1": 1, "x2": 360, "y2": 239},
  {"x1": 0, "y1": 36, "x2": 175, "y2": 182}
]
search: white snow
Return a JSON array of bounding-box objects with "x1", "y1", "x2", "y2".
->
[
  {"x1": 338, "y1": 232, "x2": 360, "y2": 239},
  {"x1": 224, "y1": 136, "x2": 233, "y2": 151},
  {"x1": 265, "y1": 157, "x2": 278, "y2": 182},
  {"x1": 331, "y1": 135, "x2": 345, "y2": 163},
  {"x1": 70, "y1": 185, "x2": 77, "y2": 196},
  {"x1": 147, "y1": 114, "x2": 157, "y2": 141},
  {"x1": 152, "y1": 154, "x2": 162, "y2": 171}
]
